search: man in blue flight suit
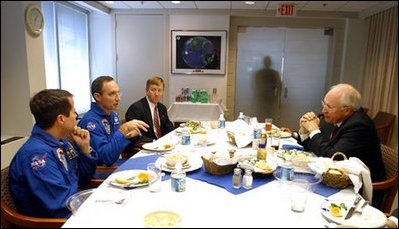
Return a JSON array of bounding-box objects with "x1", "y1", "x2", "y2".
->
[
  {"x1": 9, "y1": 89, "x2": 97, "y2": 218},
  {"x1": 79, "y1": 76, "x2": 149, "y2": 166}
]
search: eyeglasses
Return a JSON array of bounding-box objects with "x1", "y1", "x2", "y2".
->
[
  {"x1": 321, "y1": 100, "x2": 337, "y2": 111},
  {"x1": 75, "y1": 111, "x2": 80, "y2": 121}
]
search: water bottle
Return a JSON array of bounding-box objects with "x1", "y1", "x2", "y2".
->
[
  {"x1": 181, "y1": 125, "x2": 191, "y2": 145},
  {"x1": 218, "y1": 113, "x2": 226, "y2": 129},
  {"x1": 238, "y1": 112, "x2": 245, "y2": 121},
  {"x1": 171, "y1": 162, "x2": 186, "y2": 192}
]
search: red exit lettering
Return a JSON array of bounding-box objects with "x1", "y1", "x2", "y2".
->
[{"x1": 278, "y1": 4, "x2": 296, "y2": 16}]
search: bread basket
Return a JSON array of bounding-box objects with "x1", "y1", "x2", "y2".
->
[
  {"x1": 201, "y1": 156, "x2": 237, "y2": 175},
  {"x1": 322, "y1": 152, "x2": 352, "y2": 189}
]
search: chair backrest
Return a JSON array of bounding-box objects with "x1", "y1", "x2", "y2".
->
[
  {"x1": 1, "y1": 167, "x2": 66, "y2": 228},
  {"x1": 372, "y1": 111, "x2": 396, "y2": 145},
  {"x1": 372, "y1": 144, "x2": 398, "y2": 214}
]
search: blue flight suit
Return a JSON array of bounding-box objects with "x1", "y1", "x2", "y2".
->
[
  {"x1": 78, "y1": 102, "x2": 133, "y2": 166},
  {"x1": 9, "y1": 125, "x2": 97, "y2": 218}
]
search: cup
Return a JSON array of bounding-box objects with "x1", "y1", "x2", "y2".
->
[
  {"x1": 147, "y1": 163, "x2": 162, "y2": 192},
  {"x1": 265, "y1": 118, "x2": 273, "y2": 131},
  {"x1": 289, "y1": 179, "x2": 309, "y2": 212},
  {"x1": 270, "y1": 135, "x2": 280, "y2": 150}
]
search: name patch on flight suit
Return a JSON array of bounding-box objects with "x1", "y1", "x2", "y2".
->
[
  {"x1": 30, "y1": 153, "x2": 47, "y2": 170},
  {"x1": 102, "y1": 119, "x2": 111, "y2": 135}
]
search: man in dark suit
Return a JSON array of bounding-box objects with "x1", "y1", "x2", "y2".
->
[
  {"x1": 125, "y1": 76, "x2": 175, "y2": 143},
  {"x1": 297, "y1": 84, "x2": 385, "y2": 208}
]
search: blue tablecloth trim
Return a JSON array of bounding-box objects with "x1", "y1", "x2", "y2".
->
[
  {"x1": 313, "y1": 183, "x2": 340, "y2": 197},
  {"x1": 115, "y1": 154, "x2": 170, "y2": 180},
  {"x1": 281, "y1": 144, "x2": 304, "y2": 151},
  {"x1": 113, "y1": 154, "x2": 340, "y2": 197},
  {"x1": 188, "y1": 167, "x2": 275, "y2": 194}
]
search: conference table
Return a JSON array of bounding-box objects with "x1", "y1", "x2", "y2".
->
[{"x1": 62, "y1": 122, "x2": 362, "y2": 228}]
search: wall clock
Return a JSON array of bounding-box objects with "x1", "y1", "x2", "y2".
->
[{"x1": 25, "y1": 5, "x2": 44, "y2": 37}]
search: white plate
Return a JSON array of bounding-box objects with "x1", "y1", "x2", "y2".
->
[
  {"x1": 142, "y1": 143, "x2": 174, "y2": 151},
  {"x1": 107, "y1": 170, "x2": 155, "y2": 189},
  {"x1": 321, "y1": 200, "x2": 386, "y2": 228},
  {"x1": 156, "y1": 157, "x2": 203, "y2": 173},
  {"x1": 266, "y1": 130, "x2": 292, "y2": 138},
  {"x1": 238, "y1": 159, "x2": 277, "y2": 174}
]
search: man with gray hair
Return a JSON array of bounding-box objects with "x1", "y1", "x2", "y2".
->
[
  {"x1": 297, "y1": 83, "x2": 385, "y2": 209},
  {"x1": 298, "y1": 83, "x2": 385, "y2": 181}
]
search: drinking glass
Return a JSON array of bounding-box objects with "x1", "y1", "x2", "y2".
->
[
  {"x1": 147, "y1": 163, "x2": 162, "y2": 192},
  {"x1": 290, "y1": 179, "x2": 310, "y2": 213},
  {"x1": 265, "y1": 118, "x2": 273, "y2": 131}
]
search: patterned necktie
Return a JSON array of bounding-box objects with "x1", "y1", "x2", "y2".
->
[{"x1": 153, "y1": 105, "x2": 162, "y2": 139}]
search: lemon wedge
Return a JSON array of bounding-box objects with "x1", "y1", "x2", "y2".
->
[
  {"x1": 329, "y1": 206, "x2": 343, "y2": 217},
  {"x1": 115, "y1": 177, "x2": 131, "y2": 184}
]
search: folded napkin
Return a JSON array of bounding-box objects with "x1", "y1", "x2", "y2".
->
[
  {"x1": 308, "y1": 156, "x2": 372, "y2": 202},
  {"x1": 225, "y1": 119, "x2": 253, "y2": 148},
  {"x1": 281, "y1": 144, "x2": 304, "y2": 151},
  {"x1": 336, "y1": 157, "x2": 372, "y2": 203}
]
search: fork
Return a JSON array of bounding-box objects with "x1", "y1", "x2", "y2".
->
[{"x1": 95, "y1": 198, "x2": 126, "y2": 205}]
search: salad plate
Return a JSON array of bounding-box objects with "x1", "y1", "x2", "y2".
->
[{"x1": 107, "y1": 170, "x2": 154, "y2": 189}]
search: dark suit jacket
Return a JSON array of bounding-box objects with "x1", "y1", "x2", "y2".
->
[
  {"x1": 125, "y1": 97, "x2": 175, "y2": 140},
  {"x1": 298, "y1": 108, "x2": 385, "y2": 182}
]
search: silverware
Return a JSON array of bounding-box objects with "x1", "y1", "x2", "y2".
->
[
  {"x1": 95, "y1": 198, "x2": 126, "y2": 205},
  {"x1": 345, "y1": 196, "x2": 361, "y2": 219},
  {"x1": 355, "y1": 200, "x2": 369, "y2": 214}
]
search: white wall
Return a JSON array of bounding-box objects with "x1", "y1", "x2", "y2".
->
[
  {"x1": 1, "y1": 137, "x2": 28, "y2": 169},
  {"x1": 169, "y1": 15, "x2": 229, "y2": 108},
  {"x1": 1, "y1": 1, "x2": 45, "y2": 138},
  {"x1": 340, "y1": 18, "x2": 368, "y2": 88}
]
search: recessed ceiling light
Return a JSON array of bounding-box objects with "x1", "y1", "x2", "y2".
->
[
  {"x1": 105, "y1": 1, "x2": 114, "y2": 4},
  {"x1": 245, "y1": 1, "x2": 255, "y2": 5},
  {"x1": 171, "y1": 1, "x2": 181, "y2": 4}
]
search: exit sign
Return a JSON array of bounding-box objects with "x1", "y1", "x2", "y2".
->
[{"x1": 277, "y1": 3, "x2": 296, "y2": 17}]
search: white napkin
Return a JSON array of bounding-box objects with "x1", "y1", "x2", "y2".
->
[
  {"x1": 226, "y1": 119, "x2": 253, "y2": 148},
  {"x1": 335, "y1": 157, "x2": 372, "y2": 203},
  {"x1": 308, "y1": 156, "x2": 372, "y2": 203}
]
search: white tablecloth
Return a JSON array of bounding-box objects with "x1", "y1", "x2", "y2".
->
[
  {"x1": 167, "y1": 102, "x2": 224, "y2": 122},
  {"x1": 62, "y1": 124, "x2": 357, "y2": 228}
]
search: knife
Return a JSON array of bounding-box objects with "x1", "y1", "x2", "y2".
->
[{"x1": 345, "y1": 196, "x2": 361, "y2": 219}]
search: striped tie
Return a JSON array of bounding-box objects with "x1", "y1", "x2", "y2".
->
[{"x1": 154, "y1": 105, "x2": 162, "y2": 139}]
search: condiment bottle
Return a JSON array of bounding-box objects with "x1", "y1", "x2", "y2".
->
[
  {"x1": 232, "y1": 168, "x2": 242, "y2": 189},
  {"x1": 257, "y1": 143, "x2": 267, "y2": 161},
  {"x1": 242, "y1": 169, "x2": 253, "y2": 189}
]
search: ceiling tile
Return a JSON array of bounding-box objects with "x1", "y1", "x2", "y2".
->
[{"x1": 195, "y1": 1, "x2": 231, "y2": 9}]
